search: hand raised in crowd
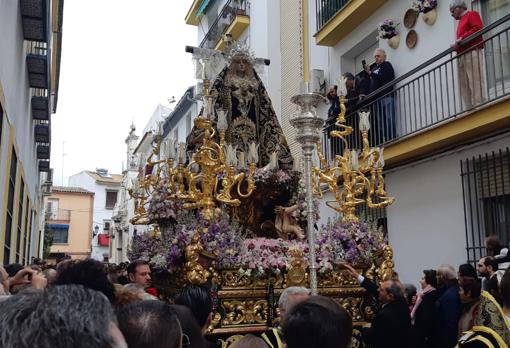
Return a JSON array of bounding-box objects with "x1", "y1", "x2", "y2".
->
[
  {"x1": 9, "y1": 267, "x2": 47, "y2": 290},
  {"x1": 341, "y1": 262, "x2": 360, "y2": 279}
]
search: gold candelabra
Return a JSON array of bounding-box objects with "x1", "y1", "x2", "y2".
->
[
  {"x1": 128, "y1": 78, "x2": 258, "y2": 223},
  {"x1": 313, "y1": 95, "x2": 395, "y2": 222}
]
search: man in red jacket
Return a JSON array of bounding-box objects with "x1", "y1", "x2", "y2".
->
[{"x1": 450, "y1": 0, "x2": 486, "y2": 109}]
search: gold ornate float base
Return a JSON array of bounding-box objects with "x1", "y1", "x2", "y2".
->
[{"x1": 155, "y1": 245, "x2": 395, "y2": 344}]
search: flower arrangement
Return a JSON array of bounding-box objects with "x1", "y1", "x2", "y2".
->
[
  {"x1": 412, "y1": 0, "x2": 437, "y2": 13},
  {"x1": 237, "y1": 238, "x2": 309, "y2": 277},
  {"x1": 254, "y1": 168, "x2": 300, "y2": 193},
  {"x1": 146, "y1": 178, "x2": 183, "y2": 224},
  {"x1": 128, "y1": 211, "x2": 243, "y2": 272},
  {"x1": 378, "y1": 19, "x2": 399, "y2": 40}
]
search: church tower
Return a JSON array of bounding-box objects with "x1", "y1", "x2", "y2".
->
[{"x1": 125, "y1": 123, "x2": 139, "y2": 171}]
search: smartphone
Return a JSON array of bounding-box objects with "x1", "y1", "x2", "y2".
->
[{"x1": 362, "y1": 59, "x2": 367, "y2": 68}]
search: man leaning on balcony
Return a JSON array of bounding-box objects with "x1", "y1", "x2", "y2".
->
[
  {"x1": 450, "y1": 0, "x2": 486, "y2": 110},
  {"x1": 363, "y1": 48, "x2": 396, "y2": 144}
]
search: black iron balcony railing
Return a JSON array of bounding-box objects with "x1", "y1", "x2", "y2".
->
[
  {"x1": 26, "y1": 41, "x2": 49, "y2": 89},
  {"x1": 316, "y1": 0, "x2": 350, "y2": 32},
  {"x1": 199, "y1": 0, "x2": 250, "y2": 49},
  {"x1": 323, "y1": 13, "x2": 510, "y2": 162}
]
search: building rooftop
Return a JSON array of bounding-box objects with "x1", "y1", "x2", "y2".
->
[
  {"x1": 85, "y1": 170, "x2": 122, "y2": 185},
  {"x1": 52, "y1": 186, "x2": 94, "y2": 194}
]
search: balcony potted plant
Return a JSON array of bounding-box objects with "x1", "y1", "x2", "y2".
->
[
  {"x1": 378, "y1": 19, "x2": 400, "y2": 49},
  {"x1": 413, "y1": 0, "x2": 438, "y2": 25}
]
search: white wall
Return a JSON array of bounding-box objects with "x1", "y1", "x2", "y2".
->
[
  {"x1": 0, "y1": 0, "x2": 41, "y2": 217},
  {"x1": 68, "y1": 171, "x2": 119, "y2": 260},
  {"x1": 308, "y1": 0, "x2": 457, "y2": 86},
  {"x1": 0, "y1": 0, "x2": 51, "y2": 261},
  {"x1": 386, "y1": 135, "x2": 510, "y2": 286}
]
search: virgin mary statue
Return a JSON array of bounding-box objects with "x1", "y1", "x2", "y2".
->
[{"x1": 186, "y1": 41, "x2": 294, "y2": 170}]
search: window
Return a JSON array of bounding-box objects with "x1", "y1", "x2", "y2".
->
[
  {"x1": 103, "y1": 221, "x2": 111, "y2": 232},
  {"x1": 105, "y1": 190, "x2": 118, "y2": 209},
  {"x1": 48, "y1": 224, "x2": 69, "y2": 244},
  {"x1": 46, "y1": 199, "x2": 59, "y2": 219},
  {"x1": 461, "y1": 147, "x2": 510, "y2": 264},
  {"x1": 3, "y1": 148, "x2": 17, "y2": 264},
  {"x1": 16, "y1": 179, "x2": 25, "y2": 263}
]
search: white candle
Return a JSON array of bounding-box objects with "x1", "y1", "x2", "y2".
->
[
  {"x1": 378, "y1": 148, "x2": 385, "y2": 168},
  {"x1": 158, "y1": 121, "x2": 164, "y2": 138},
  {"x1": 167, "y1": 138, "x2": 176, "y2": 159},
  {"x1": 350, "y1": 150, "x2": 359, "y2": 171},
  {"x1": 217, "y1": 110, "x2": 228, "y2": 131},
  {"x1": 337, "y1": 75, "x2": 348, "y2": 96},
  {"x1": 178, "y1": 143, "x2": 186, "y2": 164},
  {"x1": 358, "y1": 111, "x2": 371, "y2": 132},
  {"x1": 238, "y1": 152, "x2": 247, "y2": 169},
  {"x1": 248, "y1": 142, "x2": 259, "y2": 164}
]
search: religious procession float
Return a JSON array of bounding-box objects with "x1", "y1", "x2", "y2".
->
[{"x1": 127, "y1": 39, "x2": 396, "y2": 346}]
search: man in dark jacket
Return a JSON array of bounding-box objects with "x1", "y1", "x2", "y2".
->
[
  {"x1": 343, "y1": 263, "x2": 412, "y2": 348},
  {"x1": 436, "y1": 264, "x2": 461, "y2": 348},
  {"x1": 364, "y1": 48, "x2": 396, "y2": 144}
]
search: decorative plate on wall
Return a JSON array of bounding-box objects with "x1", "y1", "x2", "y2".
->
[
  {"x1": 406, "y1": 30, "x2": 418, "y2": 49},
  {"x1": 404, "y1": 9, "x2": 418, "y2": 29}
]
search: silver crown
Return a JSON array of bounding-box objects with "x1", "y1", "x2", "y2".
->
[{"x1": 224, "y1": 36, "x2": 256, "y2": 65}]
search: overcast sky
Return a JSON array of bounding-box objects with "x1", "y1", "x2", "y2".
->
[{"x1": 51, "y1": 1, "x2": 197, "y2": 185}]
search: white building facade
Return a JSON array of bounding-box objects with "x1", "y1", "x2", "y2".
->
[
  {"x1": 307, "y1": 0, "x2": 510, "y2": 286},
  {"x1": 68, "y1": 169, "x2": 121, "y2": 261},
  {"x1": 0, "y1": 0, "x2": 64, "y2": 264}
]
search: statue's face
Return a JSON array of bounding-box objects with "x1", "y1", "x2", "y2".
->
[{"x1": 234, "y1": 57, "x2": 249, "y2": 74}]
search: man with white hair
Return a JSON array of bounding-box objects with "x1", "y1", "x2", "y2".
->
[
  {"x1": 261, "y1": 286, "x2": 310, "y2": 348},
  {"x1": 436, "y1": 264, "x2": 461, "y2": 348},
  {"x1": 363, "y1": 48, "x2": 396, "y2": 143},
  {"x1": 450, "y1": 0, "x2": 485, "y2": 109}
]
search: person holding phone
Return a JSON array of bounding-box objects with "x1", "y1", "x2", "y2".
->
[{"x1": 363, "y1": 48, "x2": 396, "y2": 144}]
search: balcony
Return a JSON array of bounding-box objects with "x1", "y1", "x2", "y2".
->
[
  {"x1": 314, "y1": 0, "x2": 389, "y2": 46},
  {"x1": 39, "y1": 160, "x2": 50, "y2": 172},
  {"x1": 199, "y1": 0, "x2": 250, "y2": 51},
  {"x1": 32, "y1": 89, "x2": 49, "y2": 120},
  {"x1": 26, "y1": 41, "x2": 49, "y2": 89},
  {"x1": 20, "y1": 0, "x2": 49, "y2": 42},
  {"x1": 37, "y1": 144, "x2": 50, "y2": 159},
  {"x1": 47, "y1": 209, "x2": 71, "y2": 222},
  {"x1": 323, "y1": 14, "x2": 510, "y2": 167},
  {"x1": 34, "y1": 123, "x2": 50, "y2": 143}
]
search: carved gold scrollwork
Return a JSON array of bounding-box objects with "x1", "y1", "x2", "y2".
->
[
  {"x1": 319, "y1": 270, "x2": 360, "y2": 287},
  {"x1": 376, "y1": 245, "x2": 396, "y2": 281},
  {"x1": 351, "y1": 329, "x2": 363, "y2": 348},
  {"x1": 364, "y1": 305, "x2": 375, "y2": 322},
  {"x1": 336, "y1": 297, "x2": 363, "y2": 321},
  {"x1": 184, "y1": 233, "x2": 210, "y2": 285},
  {"x1": 222, "y1": 300, "x2": 268, "y2": 326},
  {"x1": 222, "y1": 271, "x2": 254, "y2": 288},
  {"x1": 286, "y1": 249, "x2": 307, "y2": 287}
]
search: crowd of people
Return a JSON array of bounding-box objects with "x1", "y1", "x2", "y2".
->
[{"x1": 1, "y1": 235, "x2": 509, "y2": 347}]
